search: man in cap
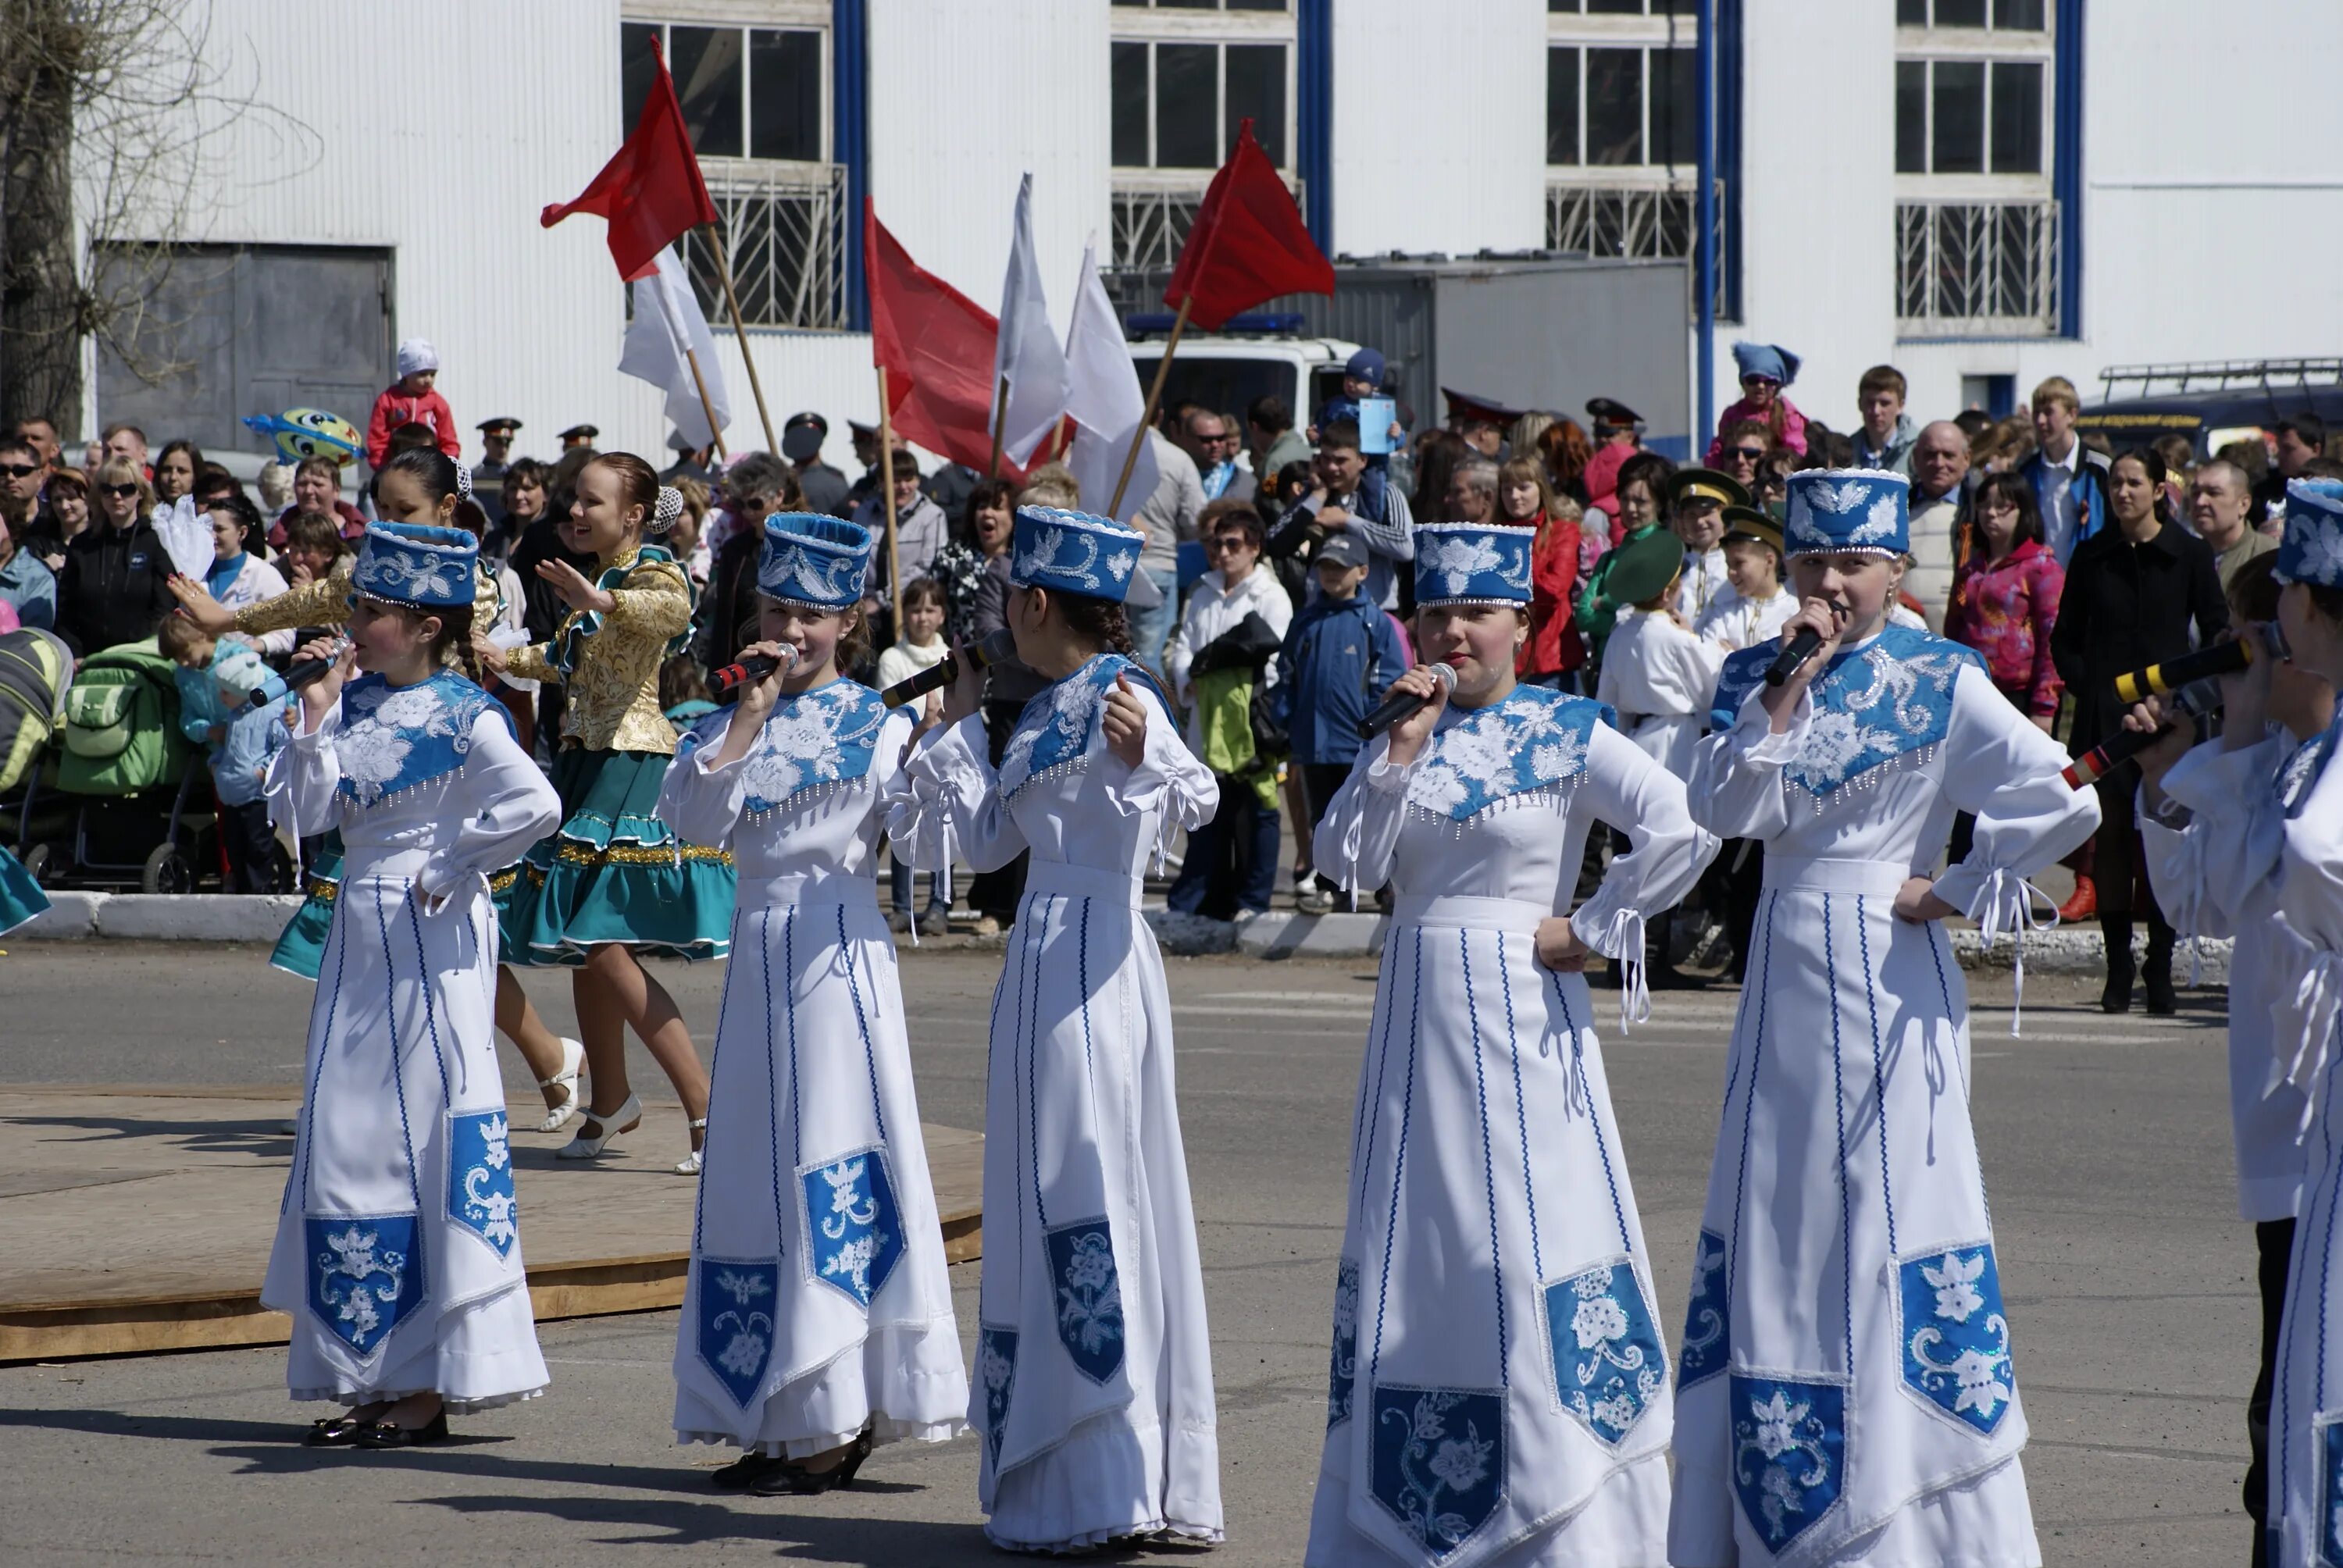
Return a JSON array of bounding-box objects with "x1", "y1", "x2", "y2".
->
[
  {"x1": 473, "y1": 418, "x2": 520, "y2": 532},
  {"x1": 1443, "y1": 389, "x2": 1521, "y2": 458},
  {"x1": 1693, "y1": 504, "x2": 1795, "y2": 651},
  {"x1": 781, "y1": 412, "x2": 851, "y2": 517},
  {"x1": 1665, "y1": 465, "x2": 1751, "y2": 624},
  {"x1": 1581, "y1": 397, "x2": 1644, "y2": 515},
  {"x1": 558, "y1": 423, "x2": 600, "y2": 451}
]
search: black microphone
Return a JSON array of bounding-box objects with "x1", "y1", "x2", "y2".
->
[
  {"x1": 247, "y1": 649, "x2": 348, "y2": 707},
  {"x1": 708, "y1": 643, "x2": 799, "y2": 701},
  {"x1": 1357, "y1": 663, "x2": 1457, "y2": 739},
  {"x1": 2109, "y1": 638, "x2": 2260, "y2": 705},
  {"x1": 2064, "y1": 679, "x2": 2221, "y2": 789},
  {"x1": 1764, "y1": 628, "x2": 1824, "y2": 688},
  {"x1": 880, "y1": 628, "x2": 1018, "y2": 709}
]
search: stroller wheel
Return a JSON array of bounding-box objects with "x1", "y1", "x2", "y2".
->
[
  {"x1": 20, "y1": 844, "x2": 55, "y2": 886},
  {"x1": 141, "y1": 842, "x2": 193, "y2": 896}
]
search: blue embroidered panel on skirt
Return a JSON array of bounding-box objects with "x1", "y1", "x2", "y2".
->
[
  {"x1": 1730, "y1": 1374, "x2": 1847, "y2": 1554},
  {"x1": 1896, "y1": 1242, "x2": 2017, "y2": 1435},
  {"x1": 1044, "y1": 1217, "x2": 1125, "y2": 1384},
  {"x1": 1327, "y1": 1256, "x2": 1360, "y2": 1428},
  {"x1": 695, "y1": 1257, "x2": 779, "y2": 1408},
  {"x1": 797, "y1": 1147, "x2": 904, "y2": 1307},
  {"x1": 445, "y1": 1109, "x2": 518, "y2": 1260},
  {"x1": 1678, "y1": 1228, "x2": 1730, "y2": 1388},
  {"x1": 306, "y1": 1214, "x2": 424, "y2": 1355},
  {"x1": 1369, "y1": 1384, "x2": 1506, "y2": 1561},
  {"x1": 1546, "y1": 1258, "x2": 1665, "y2": 1446},
  {"x1": 978, "y1": 1324, "x2": 1018, "y2": 1468}
]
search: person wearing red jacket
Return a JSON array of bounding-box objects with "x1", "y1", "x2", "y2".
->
[
  {"x1": 365, "y1": 337, "x2": 460, "y2": 466},
  {"x1": 1497, "y1": 454, "x2": 1586, "y2": 690}
]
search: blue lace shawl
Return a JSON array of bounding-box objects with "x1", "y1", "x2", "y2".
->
[
  {"x1": 1710, "y1": 624, "x2": 1985, "y2": 800},
  {"x1": 677, "y1": 678, "x2": 890, "y2": 821},
  {"x1": 332, "y1": 671, "x2": 509, "y2": 807},
  {"x1": 999, "y1": 653, "x2": 1172, "y2": 801},
  {"x1": 1403, "y1": 686, "x2": 1613, "y2": 822}
]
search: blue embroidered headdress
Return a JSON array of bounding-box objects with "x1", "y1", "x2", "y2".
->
[
  {"x1": 1411, "y1": 522, "x2": 1533, "y2": 607},
  {"x1": 350, "y1": 522, "x2": 477, "y2": 608},
  {"x1": 757, "y1": 512, "x2": 872, "y2": 610},
  {"x1": 1782, "y1": 469, "x2": 1909, "y2": 558},
  {"x1": 1008, "y1": 506, "x2": 1143, "y2": 602},
  {"x1": 2278, "y1": 479, "x2": 2343, "y2": 590}
]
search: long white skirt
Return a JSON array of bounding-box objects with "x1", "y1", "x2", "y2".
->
[
  {"x1": 1307, "y1": 903, "x2": 1674, "y2": 1568},
  {"x1": 973, "y1": 863, "x2": 1222, "y2": 1552},
  {"x1": 672, "y1": 895, "x2": 968, "y2": 1457},
  {"x1": 260, "y1": 870, "x2": 547, "y2": 1412},
  {"x1": 2270, "y1": 1010, "x2": 2343, "y2": 1568},
  {"x1": 1669, "y1": 872, "x2": 2040, "y2": 1567}
]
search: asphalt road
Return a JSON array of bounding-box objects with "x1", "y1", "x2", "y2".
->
[{"x1": 0, "y1": 941, "x2": 2254, "y2": 1565}]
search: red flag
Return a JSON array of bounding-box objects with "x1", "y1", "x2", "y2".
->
[
  {"x1": 541, "y1": 39, "x2": 719, "y2": 283},
  {"x1": 865, "y1": 202, "x2": 1026, "y2": 481},
  {"x1": 1164, "y1": 119, "x2": 1335, "y2": 330}
]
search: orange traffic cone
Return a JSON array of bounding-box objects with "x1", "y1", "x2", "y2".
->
[{"x1": 2057, "y1": 869, "x2": 2097, "y2": 923}]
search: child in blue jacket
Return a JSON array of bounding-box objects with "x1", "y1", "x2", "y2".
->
[{"x1": 159, "y1": 618, "x2": 289, "y2": 892}]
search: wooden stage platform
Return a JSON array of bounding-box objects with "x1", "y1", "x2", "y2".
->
[{"x1": 0, "y1": 1085, "x2": 982, "y2": 1363}]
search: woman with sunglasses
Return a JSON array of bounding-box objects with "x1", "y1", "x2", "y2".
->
[
  {"x1": 52, "y1": 457, "x2": 175, "y2": 657},
  {"x1": 1706, "y1": 342, "x2": 1809, "y2": 465}
]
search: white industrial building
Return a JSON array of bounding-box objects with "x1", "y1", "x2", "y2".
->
[{"x1": 84, "y1": 0, "x2": 2343, "y2": 472}]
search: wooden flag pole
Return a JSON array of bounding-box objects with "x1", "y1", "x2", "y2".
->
[
  {"x1": 681, "y1": 347, "x2": 728, "y2": 461},
  {"x1": 701, "y1": 221, "x2": 779, "y2": 454},
  {"x1": 876, "y1": 365, "x2": 904, "y2": 635},
  {"x1": 987, "y1": 373, "x2": 1010, "y2": 479},
  {"x1": 1107, "y1": 294, "x2": 1190, "y2": 516}
]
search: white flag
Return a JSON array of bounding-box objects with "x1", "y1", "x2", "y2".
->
[
  {"x1": 993, "y1": 173, "x2": 1070, "y2": 469},
  {"x1": 1061, "y1": 239, "x2": 1158, "y2": 524},
  {"x1": 619, "y1": 244, "x2": 731, "y2": 451}
]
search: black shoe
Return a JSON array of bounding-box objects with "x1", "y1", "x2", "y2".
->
[
  {"x1": 305, "y1": 1414, "x2": 366, "y2": 1447},
  {"x1": 354, "y1": 1408, "x2": 449, "y2": 1449},
  {"x1": 2099, "y1": 915, "x2": 2135, "y2": 1014},
  {"x1": 747, "y1": 1431, "x2": 873, "y2": 1496},
  {"x1": 711, "y1": 1451, "x2": 796, "y2": 1491}
]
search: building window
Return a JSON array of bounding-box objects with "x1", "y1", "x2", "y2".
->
[
  {"x1": 620, "y1": 14, "x2": 847, "y2": 330},
  {"x1": 1544, "y1": 2, "x2": 1710, "y2": 269},
  {"x1": 1895, "y1": 0, "x2": 2058, "y2": 334},
  {"x1": 1111, "y1": 2, "x2": 1297, "y2": 269}
]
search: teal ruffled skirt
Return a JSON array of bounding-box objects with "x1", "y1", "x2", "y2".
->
[
  {"x1": 0, "y1": 845, "x2": 51, "y2": 938},
  {"x1": 270, "y1": 830, "x2": 530, "y2": 979},
  {"x1": 501, "y1": 747, "x2": 733, "y2": 965}
]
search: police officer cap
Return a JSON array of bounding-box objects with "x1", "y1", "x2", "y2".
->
[{"x1": 1585, "y1": 397, "x2": 1644, "y2": 430}]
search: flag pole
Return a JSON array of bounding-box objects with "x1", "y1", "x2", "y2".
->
[
  {"x1": 876, "y1": 364, "x2": 904, "y2": 636},
  {"x1": 988, "y1": 373, "x2": 1010, "y2": 479},
  {"x1": 681, "y1": 347, "x2": 729, "y2": 461},
  {"x1": 701, "y1": 222, "x2": 779, "y2": 454},
  {"x1": 1108, "y1": 293, "x2": 1190, "y2": 515}
]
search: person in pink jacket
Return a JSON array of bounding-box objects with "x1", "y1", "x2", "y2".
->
[
  {"x1": 1943, "y1": 471, "x2": 2066, "y2": 725},
  {"x1": 1705, "y1": 340, "x2": 1808, "y2": 464},
  {"x1": 364, "y1": 338, "x2": 460, "y2": 467}
]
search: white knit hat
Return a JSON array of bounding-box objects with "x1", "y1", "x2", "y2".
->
[{"x1": 395, "y1": 337, "x2": 440, "y2": 378}]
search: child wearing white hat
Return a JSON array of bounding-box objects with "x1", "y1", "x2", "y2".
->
[{"x1": 366, "y1": 336, "x2": 459, "y2": 468}]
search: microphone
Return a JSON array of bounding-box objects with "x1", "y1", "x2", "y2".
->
[
  {"x1": 246, "y1": 643, "x2": 349, "y2": 707},
  {"x1": 1764, "y1": 628, "x2": 1824, "y2": 688},
  {"x1": 707, "y1": 643, "x2": 800, "y2": 701},
  {"x1": 1357, "y1": 664, "x2": 1457, "y2": 739},
  {"x1": 879, "y1": 628, "x2": 1018, "y2": 709},
  {"x1": 2110, "y1": 639, "x2": 2258, "y2": 705},
  {"x1": 2063, "y1": 679, "x2": 2222, "y2": 789}
]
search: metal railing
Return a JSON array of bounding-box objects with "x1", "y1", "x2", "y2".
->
[
  {"x1": 1895, "y1": 197, "x2": 2059, "y2": 336},
  {"x1": 683, "y1": 161, "x2": 849, "y2": 330},
  {"x1": 1545, "y1": 180, "x2": 1727, "y2": 312},
  {"x1": 2099, "y1": 358, "x2": 2343, "y2": 398}
]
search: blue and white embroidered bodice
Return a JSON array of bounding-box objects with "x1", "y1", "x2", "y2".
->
[
  {"x1": 1404, "y1": 686, "x2": 1610, "y2": 822},
  {"x1": 999, "y1": 653, "x2": 1165, "y2": 801},
  {"x1": 2282, "y1": 715, "x2": 2342, "y2": 821},
  {"x1": 332, "y1": 671, "x2": 505, "y2": 807},
  {"x1": 1710, "y1": 624, "x2": 1984, "y2": 800},
  {"x1": 680, "y1": 679, "x2": 889, "y2": 821}
]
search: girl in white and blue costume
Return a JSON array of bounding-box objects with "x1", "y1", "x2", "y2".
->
[
  {"x1": 259, "y1": 522, "x2": 562, "y2": 1444},
  {"x1": 891, "y1": 504, "x2": 1225, "y2": 1552},
  {"x1": 1305, "y1": 522, "x2": 1717, "y2": 1568},
  {"x1": 2246, "y1": 481, "x2": 2343, "y2": 1568},
  {"x1": 1670, "y1": 470, "x2": 2098, "y2": 1566},
  {"x1": 655, "y1": 513, "x2": 968, "y2": 1491}
]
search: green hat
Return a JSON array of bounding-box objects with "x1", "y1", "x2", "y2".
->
[
  {"x1": 1666, "y1": 466, "x2": 1752, "y2": 511},
  {"x1": 1721, "y1": 504, "x2": 1783, "y2": 558},
  {"x1": 1603, "y1": 526, "x2": 1686, "y2": 607}
]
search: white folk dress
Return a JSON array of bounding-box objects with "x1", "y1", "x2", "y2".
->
[
  {"x1": 259, "y1": 671, "x2": 562, "y2": 1410},
  {"x1": 1671, "y1": 625, "x2": 2098, "y2": 1568},
  {"x1": 1305, "y1": 686, "x2": 1715, "y2": 1568},
  {"x1": 890, "y1": 652, "x2": 1225, "y2": 1552},
  {"x1": 2138, "y1": 732, "x2": 2320, "y2": 1223},
  {"x1": 2261, "y1": 714, "x2": 2343, "y2": 1568},
  {"x1": 655, "y1": 677, "x2": 969, "y2": 1459},
  {"x1": 1598, "y1": 608, "x2": 1728, "y2": 780}
]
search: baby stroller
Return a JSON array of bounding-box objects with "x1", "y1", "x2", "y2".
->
[
  {"x1": 0, "y1": 627, "x2": 73, "y2": 871},
  {"x1": 40, "y1": 639, "x2": 210, "y2": 893}
]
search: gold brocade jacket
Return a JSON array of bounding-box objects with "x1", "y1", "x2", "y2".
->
[
  {"x1": 232, "y1": 558, "x2": 508, "y2": 655},
  {"x1": 504, "y1": 548, "x2": 690, "y2": 756}
]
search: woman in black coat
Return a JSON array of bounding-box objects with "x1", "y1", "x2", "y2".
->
[{"x1": 2049, "y1": 445, "x2": 2227, "y2": 1013}]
